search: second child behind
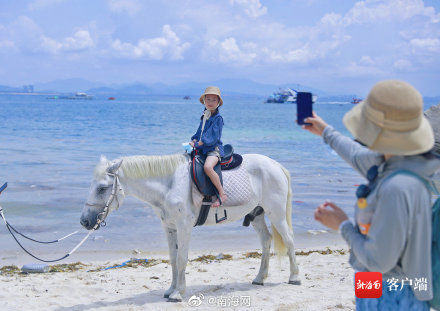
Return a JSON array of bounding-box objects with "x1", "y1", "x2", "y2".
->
[{"x1": 190, "y1": 86, "x2": 227, "y2": 207}]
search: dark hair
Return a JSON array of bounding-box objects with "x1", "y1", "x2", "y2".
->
[{"x1": 421, "y1": 148, "x2": 440, "y2": 159}]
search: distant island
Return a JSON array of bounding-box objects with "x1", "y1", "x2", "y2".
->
[{"x1": 1, "y1": 78, "x2": 438, "y2": 101}]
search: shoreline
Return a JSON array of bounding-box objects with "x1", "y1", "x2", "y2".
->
[
  {"x1": 0, "y1": 245, "x2": 354, "y2": 311},
  {"x1": 0, "y1": 229, "x2": 347, "y2": 266}
]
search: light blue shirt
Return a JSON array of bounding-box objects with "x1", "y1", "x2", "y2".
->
[{"x1": 324, "y1": 125, "x2": 440, "y2": 301}]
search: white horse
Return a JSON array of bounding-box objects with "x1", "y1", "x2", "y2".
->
[{"x1": 80, "y1": 153, "x2": 300, "y2": 302}]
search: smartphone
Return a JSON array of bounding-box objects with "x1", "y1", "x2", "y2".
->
[{"x1": 297, "y1": 92, "x2": 313, "y2": 125}]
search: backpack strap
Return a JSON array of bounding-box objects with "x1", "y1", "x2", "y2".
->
[{"x1": 382, "y1": 169, "x2": 440, "y2": 196}]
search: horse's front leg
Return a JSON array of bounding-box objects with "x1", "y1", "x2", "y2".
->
[
  {"x1": 163, "y1": 227, "x2": 177, "y2": 299},
  {"x1": 168, "y1": 219, "x2": 192, "y2": 302}
]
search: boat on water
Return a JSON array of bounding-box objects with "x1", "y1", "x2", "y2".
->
[
  {"x1": 351, "y1": 97, "x2": 362, "y2": 104},
  {"x1": 265, "y1": 88, "x2": 297, "y2": 103},
  {"x1": 47, "y1": 92, "x2": 94, "y2": 100},
  {"x1": 265, "y1": 88, "x2": 317, "y2": 104}
]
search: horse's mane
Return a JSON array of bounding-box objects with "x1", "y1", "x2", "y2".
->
[{"x1": 94, "y1": 154, "x2": 188, "y2": 179}]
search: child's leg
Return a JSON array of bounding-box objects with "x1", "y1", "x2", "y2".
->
[{"x1": 204, "y1": 156, "x2": 227, "y2": 207}]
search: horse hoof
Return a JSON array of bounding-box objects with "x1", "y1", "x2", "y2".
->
[
  {"x1": 288, "y1": 280, "x2": 301, "y2": 285},
  {"x1": 252, "y1": 281, "x2": 264, "y2": 286},
  {"x1": 167, "y1": 298, "x2": 182, "y2": 303},
  {"x1": 164, "y1": 294, "x2": 170, "y2": 298}
]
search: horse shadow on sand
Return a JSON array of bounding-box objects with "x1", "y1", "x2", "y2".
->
[{"x1": 53, "y1": 281, "x2": 283, "y2": 311}]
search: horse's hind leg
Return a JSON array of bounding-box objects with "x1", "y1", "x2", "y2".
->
[
  {"x1": 251, "y1": 211, "x2": 271, "y2": 285},
  {"x1": 270, "y1": 217, "x2": 301, "y2": 285},
  {"x1": 163, "y1": 227, "x2": 178, "y2": 298}
]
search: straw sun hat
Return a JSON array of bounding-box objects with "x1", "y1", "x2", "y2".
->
[
  {"x1": 343, "y1": 80, "x2": 434, "y2": 155},
  {"x1": 199, "y1": 86, "x2": 223, "y2": 106}
]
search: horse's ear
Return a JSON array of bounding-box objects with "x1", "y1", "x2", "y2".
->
[{"x1": 107, "y1": 159, "x2": 123, "y2": 174}]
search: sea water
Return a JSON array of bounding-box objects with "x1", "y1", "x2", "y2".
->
[{"x1": 0, "y1": 94, "x2": 437, "y2": 263}]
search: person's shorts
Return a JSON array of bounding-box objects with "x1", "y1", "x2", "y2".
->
[{"x1": 207, "y1": 147, "x2": 221, "y2": 161}]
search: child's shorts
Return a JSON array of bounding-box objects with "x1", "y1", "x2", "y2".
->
[{"x1": 207, "y1": 147, "x2": 221, "y2": 161}]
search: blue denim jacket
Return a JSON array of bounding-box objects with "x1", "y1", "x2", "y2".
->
[{"x1": 191, "y1": 112, "x2": 224, "y2": 156}]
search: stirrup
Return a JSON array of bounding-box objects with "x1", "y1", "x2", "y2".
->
[{"x1": 215, "y1": 208, "x2": 227, "y2": 223}]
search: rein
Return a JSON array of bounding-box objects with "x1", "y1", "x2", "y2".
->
[{"x1": 0, "y1": 169, "x2": 123, "y2": 263}]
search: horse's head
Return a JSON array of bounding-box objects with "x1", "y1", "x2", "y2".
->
[{"x1": 80, "y1": 156, "x2": 125, "y2": 230}]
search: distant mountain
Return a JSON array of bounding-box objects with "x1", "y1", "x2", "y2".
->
[
  {"x1": 0, "y1": 85, "x2": 23, "y2": 92},
  {"x1": 84, "y1": 79, "x2": 331, "y2": 97},
  {"x1": 34, "y1": 78, "x2": 103, "y2": 93},
  {"x1": 2, "y1": 78, "x2": 340, "y2": 97}
]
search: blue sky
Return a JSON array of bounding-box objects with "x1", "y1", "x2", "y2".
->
[{"x1": 0, "y1": 0, "x2": 439, "y2": 95}]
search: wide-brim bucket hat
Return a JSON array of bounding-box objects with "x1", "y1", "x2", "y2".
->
[
  {"x1": 343, "y1": 80, "x2": 434, "y2": 155},
  {"x1": 199, "y1": 86, "x2": 223, "y2": 106}
]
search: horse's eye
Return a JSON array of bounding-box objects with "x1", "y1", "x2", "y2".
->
[{"x1": 97, "y1": 186, "x2": 108, "y2": 194}]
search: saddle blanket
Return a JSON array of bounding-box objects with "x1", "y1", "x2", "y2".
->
[{"x1": 191, "y1": 158, "x2": 252, "y2": 207}]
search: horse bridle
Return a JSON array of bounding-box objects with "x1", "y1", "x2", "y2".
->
[{"x1": 85, "y1": 170, "x2": 123, "y2": 230}]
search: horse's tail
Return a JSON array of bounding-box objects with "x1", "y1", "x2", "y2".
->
[{"x1": 272, "y1": 164, "x2": 293, "y2": 256}]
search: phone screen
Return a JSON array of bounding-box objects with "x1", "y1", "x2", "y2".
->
[{"x1": 297, "y1": 92, "x2": 313, "y2": 125}]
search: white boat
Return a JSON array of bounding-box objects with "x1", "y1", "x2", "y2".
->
[
  {"x1": 70, "y1": 92, "x2": 94, "y2": 99},
  {"x1": 51, "y1": 92, "x2": 94, "y2": 100},
  {"x1": 265, "y1": 88, "x2": 317, "y2": 104}
]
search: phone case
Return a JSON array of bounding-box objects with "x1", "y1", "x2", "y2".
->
[{"x1": 297, "y1": 92, "x2": 313, "y2": 125}]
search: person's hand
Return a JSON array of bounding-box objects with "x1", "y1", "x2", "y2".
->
[
  {"x1": 189, "y1": 141, "x2": 195, "y2": 147},
  {"x1": 314, "y1": 201, "x2": 348, "y2": 231},
  {"x1": 301, "y1": 112, "x2": 329, "y2": 137},
  {"x1": 198, "y1": 141, "x2": 204, "y2": 146}
]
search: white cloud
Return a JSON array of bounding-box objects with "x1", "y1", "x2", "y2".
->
[
  {"x1": 262, "y1": 47, "x2": 310, "y2": 63},
  {"x1": 230, "y1": 0, "x2": 267, "y2": 18},
  {"x1": 410, "y1": 38, "x2": 440, "y2": 52},
  {"x1": 343, "y1": 61, "x2": 385, "y2": 77},
  {"x1": 343, "y1": 0, "x2": 440, "y2": 25},
  {"x1": 359, "y1": 56, "x2": 375, "y2": 66},
  {"x1": 206, "y1": 37, "x2": 257, "y2": 65},
  {"x1": 40, "y1": 30, "x2": 94, "y2": 54},
  {"x1": 108, "y1": 0, "x2": 141, "y2": 15},
  {"x1": 112, "y1": 25, "x2": 190, "y2": 60},
  {"x1": 320, "y1": 12, "x2": 343, "y2": 27},
  {"x1": 393, "y1": 59, "x2": 413, "y2": 71},
  {"x1": 63, "y1": 30, "x2": 94, "y2": 51},
  {"x1": 4, "y1": 16, "x2": 94, "y2": 54}
]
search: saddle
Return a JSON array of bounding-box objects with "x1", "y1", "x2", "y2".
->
[
  {"x1": 190, "y1": 144, "x2": 243, "y2": 196},
  {"x1": 190, "y1": 144, "x2": 243, "y2": 225}
]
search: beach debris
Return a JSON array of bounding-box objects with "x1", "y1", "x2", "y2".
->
[
  {"x1": 191, "y1": 254, "x2": 233, "y2": 263},
  {"x1": 295, "y1": 248, "x2": 347, "y2": 256},
  {"x1": 150, "y1": 276, "x2": 159, "y2": 279},
  {"x1": 88, "y1": 258, "x2": 157, "y2": 272},
  {"x1": 215, "y1": 253, "x2": 224, "y2": 260},
  {"x1": 49, "y1": 262, "x2": 87, "y2": 273},
  {"x1": 132, "y1": 249, "x2": 141, "y2": 255},
  {"x1": 197, "y1": 268, "x2": 207, "y2": 272},
  {"x1": 21, "y1": 263, "x2": 50, "y2": 273},
  {"x1": 243, "y1": 251, "x2": 261, "y2": 258},
  {"x1": 0, "y1": 265, "x2": 20, "y2": 275}
]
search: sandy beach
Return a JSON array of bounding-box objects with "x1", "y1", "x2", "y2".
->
[{"x1": 0, "y1": 244, "x2": 355, "y2": 311}]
